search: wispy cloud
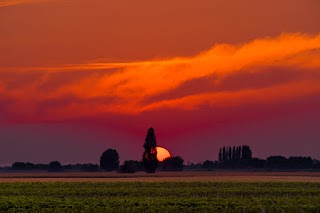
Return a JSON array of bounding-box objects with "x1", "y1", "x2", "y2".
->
[
  {"x1": 1, "y1": 33, "x2": 320, "y2": 122},
  {"x1": 0, "y1": 0, "x2": 51, "y2": 7}
]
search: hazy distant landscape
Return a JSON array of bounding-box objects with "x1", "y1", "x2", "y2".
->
[
  {"x1": 1, "y1": 142, "x2": 319, "y2": 173},
  {"x1": 1, "y1": 119, "x2": 320, "y2": 212}
]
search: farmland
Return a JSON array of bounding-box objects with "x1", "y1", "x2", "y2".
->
[{"x1": 1, "y1": 172, "x2": 320, "y2": 212}]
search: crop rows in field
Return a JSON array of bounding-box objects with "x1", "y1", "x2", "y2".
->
[{"x1": 0, "y1": 181, "x2": 320, "y2": 212}]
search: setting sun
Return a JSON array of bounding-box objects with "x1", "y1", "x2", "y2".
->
[{"x1": 156, "y1": 147, "x2": 171, "y2": 162}]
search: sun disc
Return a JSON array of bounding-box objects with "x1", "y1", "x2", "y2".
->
[{"x1": 156, "y1": 146, "x2": 171, "y2": 162}]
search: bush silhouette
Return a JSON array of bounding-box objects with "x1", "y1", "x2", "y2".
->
[
  {"x1": 48, "y1": 161, "x2": 62, "y2": 172},
  {"x1": 119, "y1": 160, "x2": 136, "y2": 173},
  {"x1": 162, "y1": 156, "x2": 184, "y2": 171},
  {"x1": 202, "y1": 160, "x2": 216, "y2": 171},
  {"x1": 100, "y1": 149, "x2": 119, "y2": 171}
]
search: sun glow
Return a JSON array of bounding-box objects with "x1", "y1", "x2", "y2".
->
[{"x1": 156, "y1": 147, "x2": 171, "y2": 162}]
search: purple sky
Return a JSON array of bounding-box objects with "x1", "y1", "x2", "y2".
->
[{"x1": 0, "y1": 0, "x2": 320, "y2": 166}]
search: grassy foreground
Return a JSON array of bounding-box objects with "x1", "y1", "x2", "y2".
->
[{"x1": 1, "y1": 181, "x2": 320, "y2": 212}]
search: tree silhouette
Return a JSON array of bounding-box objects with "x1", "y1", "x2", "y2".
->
[
  {"x1": 241, "y1": 145, "x2": 252, "y2": 159},
  {"x1": 232, "y1": 146, "x2": 236, "y2": 159},
  {"x1": 100, "y1": 149, "x2": 119, "y2": 171},
  {"x1": 48, "y1": 161, "x2": 62, "y2": 172},
  {"x1": 217, "y1": 145, "x2": 255, "y2": 168},
  {"x1": 266, "y1": 156, "x2": 288, "y2": 169},
  {"x1": 222, "y1": 147, "x2": 226, "y2": 162},
  {"x1": 203, "y1": 160, "x2": 215, "y2": 171},
  {"x1": 218, "y1": 148, "x2": 222, "y2": 163},
  {"x1": 12, "y1": 162, "x2": 27, "y2": 170},
  {"x1": 142, "y1": 127, "x2": 158, "y2": 173},
  {"x1": 119, "y1": 160, "x2": 136, "y2": 173},
  {"x1": 234, "y1": 146, "x2": 240, "y2": 159},
  {"x1": 161, "y1": 156, "x2": 184, "y2": 171}
]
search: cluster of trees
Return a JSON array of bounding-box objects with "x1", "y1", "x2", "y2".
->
[
  {"x1": 212, "y1": 145, "x2": 315, "y2": 170},
  {"x1": 98, "y1": 127, "x2": 184, "y2": 173},
  {"x1": 218, "y1": 145, "x2": 252, "y2": 163},
  {"x1": 216, "y1": 145, "x2": 257, "y2": 168},
  {"x1": 161, "y1": 156, "x2": 184, "y2": 171},
  {"x1": 184, "y1": 145, "x2": 318, "y2": 171},
  {"x1": 0, "y1": 127, "x2": 184, "y2": 173}
]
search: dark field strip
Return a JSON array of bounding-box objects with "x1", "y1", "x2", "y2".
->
[
  {"x1": 1, "y1": 182, "x2": 320, "y2": 212},
  {"x1": 1, "y1": 171, "x2": 320, "y2": 179},
  {"x1": 2, "y1": 172, "x2": 320, "y2": 183}
]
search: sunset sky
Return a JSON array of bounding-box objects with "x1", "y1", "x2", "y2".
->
[{"x1": 1, "y1": 0, "x2": 320, "y2": 165}]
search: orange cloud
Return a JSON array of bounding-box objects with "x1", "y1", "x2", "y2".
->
[
  {"x1": 141, "y1": 80, "x2": 320, "y2": 112},
  {"x1": 1, "y1": 33, "x2": 320, "y2": 121}
]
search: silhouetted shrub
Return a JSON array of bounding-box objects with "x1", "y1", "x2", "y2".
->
[
  {"x1": 100, "y1": 149, "x2": 119, "y2": 171},
  {"x1": 266, "y1": 156, "x2": 288, "y2": 169},
  {"x1": 119, "y1": 161, "x2": 136, "y2": 173},
  {"x1": 202, "y1": 160, "x2": 216, "y2": 170},
  {"x1": 48, "y1": 161, "x2": 62, "y2": 172},
  {"x1": 12, "y1": 162, "x2": 27, "y2": 170},
  {"x1": 162, "y1": 156, "x2": 184, "y2": 171}
]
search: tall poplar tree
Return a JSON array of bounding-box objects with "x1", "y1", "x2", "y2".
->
[
  {"x1": 232, "y1": 146, "x2": 236, "y2": 159},
  {"x1": 228, "y1": 147, "x2": 232, "y2": 160},
  {"x1": 142, "y1": 127, "x2": 158, "y2": 173},
  {"x1": 218, "y1": 148, "x2": 222, "y2": 163}
]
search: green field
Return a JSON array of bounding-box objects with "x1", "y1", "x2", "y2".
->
[{"x1": 1, "y1": 181, "x2": 320, "y2": 212}]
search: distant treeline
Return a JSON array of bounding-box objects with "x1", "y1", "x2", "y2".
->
[
  {"x1": 197, "y1": 156, "x2": 319, "y2": 171},
  {"x1": 1, "y1": 145, "x2": 319, "y2": 173},
  {"x1": 7, "y1": 161, "x2": 101, "y2": 172},
  {"x1": 0, "y1": 159, "x2": 182, "y2": 173},
  {"x1": 1, "y1": 127, "x2": 319, "y2": 173},
  {"x1": 199, "y1": 145, "x2": 318, "y2": 170},
  {"x1": 187, "y1": 156, "x2": 320, "y2": 171}
]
